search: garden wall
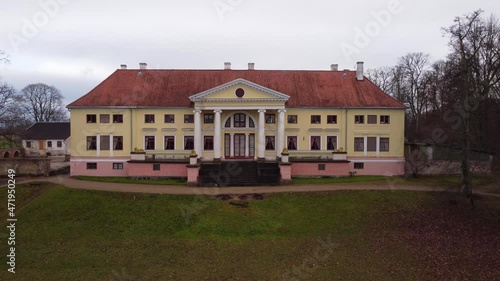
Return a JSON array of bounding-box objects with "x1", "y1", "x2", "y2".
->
[{"x1": 0, "y1": 158, "x2": 51, "y2": 176}]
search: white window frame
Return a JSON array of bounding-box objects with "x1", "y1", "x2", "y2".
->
[
  {"x1": 286, "y1": 135, "x2": 299, "y2": 151},
  {"x1": 144, "y1": 135, "x2": 156, "y2": 151},
  {"x1": 326, "y1": 135, "x2": 338, "y2": 150},
  {"x1": 309, "y1": 135, "x2": 322, "y2": 151},
  {"x1": 163, "y1": 135, "x2": 176, "y2": 151}
]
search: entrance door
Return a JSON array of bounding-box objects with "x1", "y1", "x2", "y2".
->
[{"x1": 234, "y1": 134, "x2": 246, "y2": 157}]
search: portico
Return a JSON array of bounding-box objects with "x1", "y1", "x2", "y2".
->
[{"x1": 189, "y1": 78, "x2": 290, "y2": 161}]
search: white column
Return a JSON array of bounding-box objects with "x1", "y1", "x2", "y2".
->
[
  {"x1": 376, "y1": 135, "x2": 380, "y2": 157},
  {"x1": 258, "y1": 109, "x2": 266, "y2": 159},
  {"x1": 109, "y1": 133, "x2": 114, "y2": 157},
  {"x1": 214, "y1": 109, "x2": 222, "y2": 159},
  {"x1": 230, "y1": 133, "x2": 235, "y2": 157},
  {"x1": 363, "y1": 135, "x2": 367, "y2": 157},
  {"x1": 194, "y1": 108, "x2": 202, "y2": 158},
  {"x1": 277, "y1": 109, "x2": 286, "y2": 156},
  {"x1": 245, "y1": 133, "x2": 250, "y2": 157},
  {"x1": 96, "y1": 134, "x2": 101, "y2": 157}
]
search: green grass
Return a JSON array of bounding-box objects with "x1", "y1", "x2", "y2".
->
[
  {"x1": 1, "y1": 184, "x2": 499, "y2": 280},
  {"x1": 292, "y1": 175, "x2": 493, "y2": 187},
  {"x1": 75, "y1": 176, "x2": 186, "y2": 185},
  {"x1": 397, "y1": 175, "x2": 494, "y2": 187},
  {"x1": 0, "y1": 140, "x2": 21, "y2": 149},
  {"x1": 292, "y1": 175, "x2": 387, "y2": 184}
]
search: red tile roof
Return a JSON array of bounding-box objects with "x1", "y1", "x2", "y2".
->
[{"x1": 68, "y1": 69, "x2": 405, "y2": 108}]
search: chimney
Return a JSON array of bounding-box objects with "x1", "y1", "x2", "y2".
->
[
  {"x1": 224, "y1": 62, "x2": 231, "y2": 70},
  {"x1": 330, "y1": 64, "x2": 338, "y2": 71},
  {"x1": 120, "y1": 64, "x2": 127, "y2": 70},
  {"x1": 139, "y1": 62, "x2": 147, "y2": 69},
  {"x1": 248, "y1": 62, "x2": 255, "y2": 70},
  {"x1": 356, "y1": 62, "x2": 364, "y2": 81}
]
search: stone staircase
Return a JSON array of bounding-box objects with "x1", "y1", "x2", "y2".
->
[{"x1": 198, "y1": 161, "x2": 280, "y2": 187}]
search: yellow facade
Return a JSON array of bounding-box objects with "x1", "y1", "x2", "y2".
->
[{"x1": 70, "y1": 81, "x2": 405, "y2": 160}]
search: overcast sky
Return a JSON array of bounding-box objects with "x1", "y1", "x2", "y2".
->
[{"x1": 0, "y1": 0, "x2": 498, "y2": 105}]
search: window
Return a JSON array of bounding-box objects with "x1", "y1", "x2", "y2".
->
[
  {"x1": 288, "y1": 115, "x2": 298, "y2": 124},
  {"x1": 380, "y1": 115, "x2": 390, "y2": 124},
  {"x1": 184, "y1": 136, "x2": 194, "y2": 150},
  {"x1": 113, "y1": 136, "x2": 123, "y2": 150},
  {"x1": 367, "y1": 137, "x2": 376, "y2": 152},
  {"x1": 327, "y1": 115, "x2": 337, "y2": 124},
  {"x1": 145, "y1": 136, "x2": 155, "y2": 150},
  {"x1": 57, "y1": 141, "x2": 62, "y2": 148},
  {"x1": 367, "y1": 115, "x2": 377, "y2": 124},
  {"x1": 113, "y1": 114, "x2": 123, "y2": 123},
  {"x1": 204, "y1": 136, "x2": 214, "y2": 150},
  {"x1": 318, "y1": 164, "x2": 326, "y2": 171},
  {"x1": 234, "y1": 113, "x2": 246, "y2": 127},
  {"x1": 265, "y1": 114, "x2": 275, "y2": 124},
  {"x1": 164, "y1": 136, "x2": 175, "y2": 150},
  {"x1": 100, "y1": 135, "x2": 110, "y2": 150},
  {"x1": 113, "y1": 163, "x2": 124, "y2": 170},
  {"x1": 354, "y1": 137, "x2": 364, "y2": 151},
  {"x1": 47, "y1": 141, "x2": 52, "y2": 148},
  {"x1": 184, "y1": 114, "x2": 194, "y2": 123},
  {"x1": 145, "y1": 114, "x2": 155, "y2": 123},
  {"x1": 86, "y1": 163, "x2": 97, "y2": 170},
  {"x1": 86, "y1": 114, "x2": 96, "y2": 123},
  {"x1": 355, "y1": 115, "x2": 364, "y2": 124},
  {"x1": 87, "y1": 136, "x2": 97, "y2": 150},
  {"x1": 380, "y1": 138, "x2": 390, "y2": 151},
  {"x1": 164, "y1": 114, "x2": 175, "y2": 123},
  {"x1": 265, "y1": 136, "x2": 275, "y2": 150},
  {"x1": 311, "y1": 115, "x2": 321, "y2": 124},
  {"x1": 153, "y1": 164, "x2": 160, "y2": 171},
  {"x1": 249, "y1": 118, "x2": 255, "y2": 128},
  {"x1": 100, "y1": 114, "x2": 110, "y2": 123},
  {"x1": 354, "y1": 163, "x2": 364, "y2": 169},
  {"x1": 204, "y1": 114, "x2": 214, "y2": 124},
  {"x1": 311, "y1": 136, "x2": 321, "y2": 150},
  {"x1": 287, "y1": 136, "x2": 297, "y2": 150},
  {"x1": 327, "y1": 136, "x2": 337, "y2": 150},
  {"x1": 225, "y1": 118, "x2": 231, "y2": 128},
  {"x1": 26, "y1": 141, "x2": 31, "y2": 148}
]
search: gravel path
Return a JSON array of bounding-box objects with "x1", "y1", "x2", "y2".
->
[{"x1": 8, "y1": 175, "x2": 500, "y2": 198}]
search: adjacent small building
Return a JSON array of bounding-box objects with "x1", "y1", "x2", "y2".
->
[
  {"x1": 23, "y1": 122, "x2": 71, "y2": 157},
  {"x1": 68, "y1": 62, "x2": 406, "y2": 185}
]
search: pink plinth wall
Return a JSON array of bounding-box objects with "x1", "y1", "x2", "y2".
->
[
  {"x1": 280, "y1": 165, "x2": 292, "y2": 180},
  {"x1": 348, "y1": 157, "x2": 405, "y2": 176},
  {"x1": 128, "y1": 163, "x2": 188, "y2": 177},
  {"x1": 70, "y1": 158, "x2": 129, "y2": 177},
  {"x1": 187, "y1": 166, "x2": 200, "y2": 185},
  {"x1": 291, "y1": 162, "x2": 350, "y2": 177}
]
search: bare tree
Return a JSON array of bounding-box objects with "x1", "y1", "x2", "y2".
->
[
  {"x1": 445, "y1": 10, "x2": 500, "y2": 202},
  {"x1": 397, "y1": 53, "x2": 431, "y2": 135},
  {"x1": 0, "y1": 82, "x2": 16, "y2": 121},
  {"x1": 366, "y1": 66, "x2": 395, "y2": 95},
  {"x1": 0, "y1": 50, "x2": 9, "y2": 64},
  {"x1": 19, "y1": 83, "x2": 68, "y2": 122}
]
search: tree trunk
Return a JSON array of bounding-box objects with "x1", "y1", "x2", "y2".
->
[{"x1": 461, "y1": 114, "x2": 473, "y2": 207}]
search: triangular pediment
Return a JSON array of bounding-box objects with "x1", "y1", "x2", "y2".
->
[{"x1": 189, "y1": 78, "x2": 290, "y2": 102}]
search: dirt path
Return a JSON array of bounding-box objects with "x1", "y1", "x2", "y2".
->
[{"x1": 7, "y1": 175, "x2": 500, "y2": 198}]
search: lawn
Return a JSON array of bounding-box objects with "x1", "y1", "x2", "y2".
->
[
  {"x1": 1, "y1": 183, "x2": 499, "y2": 280},
  {"x1": 292, "y1": 175, "x2": 387, "y2": 184},
  {"x1": 292, "y1": 175, "x2": 494, "y2": 187},
  {"x1": 75, "y1": 176, "x2": 187, "y2": 185}
]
